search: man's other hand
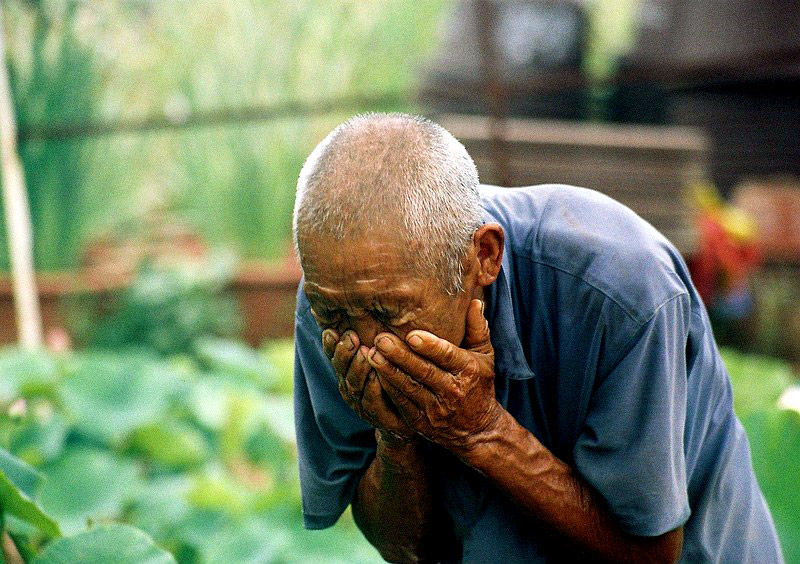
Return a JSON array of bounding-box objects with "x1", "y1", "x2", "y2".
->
[
  {"x1": 321, "y1": 328, "x2": 416, "y2": 442},
  {"x1": 366, "y1": 299, "x2": 502, "y2": 454}
]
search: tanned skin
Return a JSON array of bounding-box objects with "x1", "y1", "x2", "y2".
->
[{"x1": 305, "y1": 224, "x2": 683, "y2": 563}]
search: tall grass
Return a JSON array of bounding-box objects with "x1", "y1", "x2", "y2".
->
[
  {"x1": 1, "y1": 3, "x2": 100, "y2": 270},
  {"x1": 0, "y1": 0, "x2": 449, "y2": 271}
]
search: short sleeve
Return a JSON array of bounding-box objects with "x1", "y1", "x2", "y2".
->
[
  {"x1": 293, "y1": 281, "x2": 376, "y2": 529},
  {"x1": 571, "y1": 293, "x2": 692, "y2": 537}
]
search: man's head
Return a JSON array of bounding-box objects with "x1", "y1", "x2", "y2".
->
[{"x1": 293, "y1": 113, "x2": 503, "y2": 347}]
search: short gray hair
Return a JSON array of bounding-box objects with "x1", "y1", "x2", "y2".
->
[{"x1": 293, "y1": 113, "x2": 483, "y2": 295}]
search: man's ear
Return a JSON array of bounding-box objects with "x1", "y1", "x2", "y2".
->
[{"x1": 473, "y1": 223, "x2": 504, "y2": 287}]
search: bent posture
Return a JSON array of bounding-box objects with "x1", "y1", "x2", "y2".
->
[{"x1": 292, "y1": 113, "x2": 782, "y2": 563}]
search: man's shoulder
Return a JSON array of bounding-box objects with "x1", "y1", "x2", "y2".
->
[{"x1": 481, "y1": 184, "x2": 690, "y2": 324}]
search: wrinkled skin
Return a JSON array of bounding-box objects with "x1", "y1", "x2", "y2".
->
[{"x1": 304, "y1": 225, "x2": 501, "y2": 445}]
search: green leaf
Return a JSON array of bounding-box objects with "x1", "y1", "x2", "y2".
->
[
  {"x1": 9, "y1": 412, "x2": 68, "y2": 467},
  {"x1": 186, "y1": 470, "x2": 250, "y2": 516},
  {"x1": 261, "y1": 339, "x2": 296, "y2": 394},
  {"x1": 194, "y1": 338, "x2": 277, "y2": 390},
  {"x1": 126, "y1": 476, "x2": 192, "y2": 545},
  {"x1": 32, "y1": 523, "x2": 175, "y2": 564},
  {"x1": 39, "y1": 448, "x2": 139, "y2": 535},
  {"x1": 260, "y1": 395, "x2": 296, "y2": 446},
  {"x1": 0, "y1": 447, "x2": 43, "y2": 498},
  {"x1": 59, "y1": 353, "x2": 182, "y2": 444},
  {"x1": 0, "y1": 469, "x2": 61, "y2": 537},
  {"x1": 0, "y1": 348, "x2": 58, "y2": 403},
  {"x1": 722, "y1": 348, "x2": 793, "y2": 418},
  {"x1": 741, "y1": 409, "x2": 800, "y2": 563},
  {"x1": 128, "y1": 422, "x2": 209, "y2": 469},
  {"x1": 201, "y1": 517, "x2": 289, "y2": 564}
]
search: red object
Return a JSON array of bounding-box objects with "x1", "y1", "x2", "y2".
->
[{"x1": 690, "y1": 212, "x2": 760, "y2": 304}]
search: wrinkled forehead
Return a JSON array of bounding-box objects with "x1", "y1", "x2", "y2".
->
[{"x1": 301, "y1": 232, "x2": 412, "y2": 282}]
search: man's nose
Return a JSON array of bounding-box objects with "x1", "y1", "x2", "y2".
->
[{"x1": 349, "y1": 316, "x2": 386, "y2": 348}]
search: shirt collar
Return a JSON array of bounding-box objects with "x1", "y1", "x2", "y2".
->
[{"x1": 482, "y1": 214, "x2": 536, "y2": 381}]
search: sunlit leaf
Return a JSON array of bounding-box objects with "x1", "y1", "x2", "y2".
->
[
  {"x1": 261, "y1": 339, "x2": 295, "y2": 394},
  {"x1": 722, "y1": 348, "x2": 793, "y2": 418},
  {"x1": 186, "y1": 469, "x2": 250, "y2": 516},
  {"x1": 128, "y1": 421, "x2": 209, "y2": 469},
  {"x1": 261, "y1": 395, "x2": 296, "y2": 446},
  {"x1": 32, "y1": 523, "x2": 175, "y2": 564}
]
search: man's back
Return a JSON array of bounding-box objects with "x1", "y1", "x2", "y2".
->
[{"x1": 477, "y1": 184, "x2": 782, "y2": 562}]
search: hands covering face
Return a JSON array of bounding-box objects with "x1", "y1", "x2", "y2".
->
[
  {"x1": 322, "y1": 326, "x2": 416, "y2": 442},
  {"x1": 321, "y1": 299, "x2": 501, "y2": 453}
]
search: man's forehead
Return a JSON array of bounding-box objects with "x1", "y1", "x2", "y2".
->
[{"x1": 305, "y1": 279, "x2": 425, "y2": 308}]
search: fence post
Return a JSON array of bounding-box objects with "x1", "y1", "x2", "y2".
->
[{"x1": 0, "y1": 10, "x2": 43, "y2": 350}]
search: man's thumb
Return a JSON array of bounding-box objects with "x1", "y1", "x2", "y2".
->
[{"x1": 464, "y1": 299, "x2": 492, "y2": 354}]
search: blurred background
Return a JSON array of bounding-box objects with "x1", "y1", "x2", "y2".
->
[{"x1": 0, "y1": 1, "x2": 797, "y2": 562}]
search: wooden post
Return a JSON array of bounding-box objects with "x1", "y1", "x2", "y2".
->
[{"x1": 0, "y1": 10, "x2": 43, "y2": 349}]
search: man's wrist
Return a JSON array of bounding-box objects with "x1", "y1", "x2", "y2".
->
[
  {"x1": 375, "y1": 429, "x2": 425, "y2": 471},
  {"x1": 452, "y1": 402, "x2": 518, "y2": 469}
]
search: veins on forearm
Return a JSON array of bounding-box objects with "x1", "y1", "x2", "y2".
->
[{"x1": 459, "y1": 409, "x2": 681, "y2": 563}]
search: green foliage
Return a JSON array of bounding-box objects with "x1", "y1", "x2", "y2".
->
[
  {"x1": 0, "y1": 338, "x2": 382, "y2": 562},
  {"x1": 1, "y1": 1, "x2": 448, "y2": 272},
  {"x1": 741, "y1": 409, "x2": 800, "y2": 562},
  {"x1": 0, "y1": 464, "x2": 60, "y2": 538},
  {"x1": 31, "y1": 524, "x2": 176, "y2": 564},
  {"x1": 723, "y1": 348, "x2": 800, "y2": 562},
  {"x1": 721, "y1": 348, "x2": 794, "y2": 419},
  {"x1": 1, "y1": 1, "x2": 101, "y2": 271},
  {"x1": 71, "y1": 257, "x2": 242, "y2": 356}
]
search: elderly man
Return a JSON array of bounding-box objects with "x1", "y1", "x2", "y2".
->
[{"x1": 292, "y1": 113, "x2": 782, "y2": 563}]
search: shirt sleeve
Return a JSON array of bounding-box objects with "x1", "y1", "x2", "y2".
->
[
  {"x1": 293, "y1": 281, "x2": 376, "y2": 529},
  {"x1": 571, "y1": 293, "x2": 692, "y2": 537}
]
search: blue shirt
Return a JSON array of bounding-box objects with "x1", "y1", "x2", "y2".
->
[{"x1": 293, "y1": 184, "x2": 783, "y2": 562}]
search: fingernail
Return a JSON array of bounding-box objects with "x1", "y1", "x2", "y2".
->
[
  {"x1": 341, "y1": 334, "x2": 354, "y2": 351},
  {"x1": 323, "y1": 331, "x2": 335, "y2": 348},
  {"x1": 370, "y1": 350, "x2": 386, "y2": 365},
  {"x1": 480, "y1": 299, "x2": 485, "y2": 315},
  {"x1": 376, "y1": 336, "x2": 394, "y2": 352},
  {"x1": 407, "y1": 334, "x2": 423, "y2": 348},
  {"x1": 356, "y1": 347, "x2": 367, "y2": 362}
]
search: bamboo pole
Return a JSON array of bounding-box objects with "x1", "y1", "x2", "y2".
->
[{"x1": 0, "y1": 10, "x2": 43, "y2": 349}]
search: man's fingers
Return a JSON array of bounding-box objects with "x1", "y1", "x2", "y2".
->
[
  {"x1": 464, "y1": 299, "x2": 492, "y2": 354},
  {"x1": 343, "y1": 345, "x2": 371, "y2": 401},
  {"x1": 331, "y1": 330, "x2": 359, "y2": 377},
  {"x1": 360, "y1": 371, "x2": 412, "y2": 434},
  {"x1": 321, "y1": 329, "x2": 339, "y2": 359},
  {"x1": 373, "y1": 333, "x2": 455, "y2": 389},
  {"x1": 403, "y1": 330, "x2": 473, "y2": 374},
  {"x1": 368, "y1": 346, "x2": 430, "y2": 408}
]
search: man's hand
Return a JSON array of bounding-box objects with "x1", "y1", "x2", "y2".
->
[
  {"x1": 366, "y1": 299, "x2": 502, "y2": 454},
  {"x1": 321, "y1": 328, "x2": 416, "y2": 442}
]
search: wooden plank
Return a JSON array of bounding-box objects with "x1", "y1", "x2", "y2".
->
[{"x1": 438, "y1": 114, "x2": 710, "y2": 153}]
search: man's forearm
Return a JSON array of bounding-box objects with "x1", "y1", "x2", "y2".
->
[
  {"x1": 352, "y1": 431, "x2": 444, "y2": 563},
  {"x1": 458, "y1": 408, "x2": 683, "y2": 564}
]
